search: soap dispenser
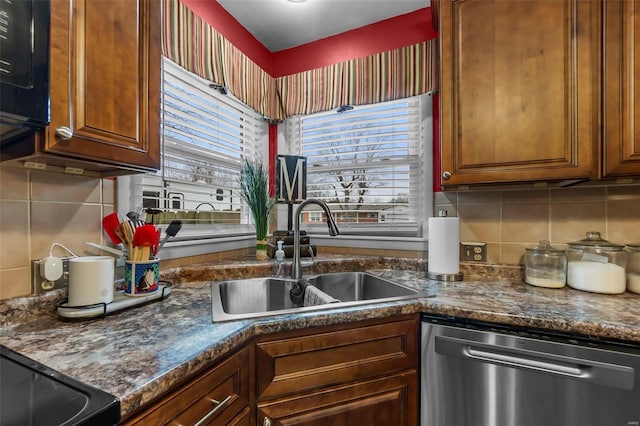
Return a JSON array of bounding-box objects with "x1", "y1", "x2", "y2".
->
[{"x1": 272, "y1": 240, "x2": 286, "y2": 277}]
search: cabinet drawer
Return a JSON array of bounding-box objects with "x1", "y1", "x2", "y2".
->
[
  {"x1": 123, "y1": 346, "x2": 252, "y2": 425},
  {"x1": 256, "y1": 316, "x2": 418, "y2": 400},
  {"x1": 258, "y1": 371, "x2": 418, "y2": 426}
]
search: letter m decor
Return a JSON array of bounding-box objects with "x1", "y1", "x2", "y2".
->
[{"x1": 276, "y1": 155, "x2": 306, "y2": 203}]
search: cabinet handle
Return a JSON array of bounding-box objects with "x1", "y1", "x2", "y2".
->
[
  {"x1": 55, "y1": 126, "x2": 74, "y2": 140},
  {"x1": 442, "y1": 171, "x2": 452, "y2": 180},
  {"x1": 193, "y1": 395, "x2": 233, "y2": 426}
]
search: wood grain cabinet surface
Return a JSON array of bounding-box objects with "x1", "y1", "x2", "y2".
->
[
  {"x1": 256, "y1": 315, "x2": 420, "y2": 426},
  {"x1": 20, "y1": 0, "x2": 161, "y2": 175},
  {"x1": 122, "y1": 316, "x2": 420, "y2": 426},
  {"x1": 257, "y1": 371, "x2": 418, "y2": 426},
  {"x1": 122, "y1": 346, "x2": 253, "y2": 426},
  {"x1": 603, "y1": 0, "x2": 640, "y2": 177},
  {"x1": 439, "y1": 0, "x2": 601, "y2": 186}
]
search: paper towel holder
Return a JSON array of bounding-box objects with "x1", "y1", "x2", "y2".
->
[
  {"x1": 426, "y1": 269, "x2": 463, "y2": 281},
  {"x1": 426, "y1": 209, "x2": 463, "y2": 281}
]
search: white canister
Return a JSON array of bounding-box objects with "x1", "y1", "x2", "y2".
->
[{"x1": 68, "y1": 256, "x2": 115, "y2": 306}]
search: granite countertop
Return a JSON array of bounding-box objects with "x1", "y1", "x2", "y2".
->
[{"x1": 0, "y1": 256, "x2": 639, "y2": 420}]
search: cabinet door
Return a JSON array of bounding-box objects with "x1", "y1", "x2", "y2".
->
[
  {"x1": 45, "y1": 0, "x2": 160, "y2": 171},
  {"x1": 122, "y1": 346, "x2": 253, "y2": 426},
  {"x1": 258, "y1": 371, "x2": 418, "y2": 426},
  {"x1": 603, "y1": 0, "x2": 640, "y2": 177},
  {"x1": 439, "y1": 0, "x2": 600, "y2": 186},
  {"x1": 256, "y1": 316, "x2": 418, "y2": 401}
]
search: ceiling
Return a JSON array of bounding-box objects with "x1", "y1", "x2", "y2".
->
[{"x1": 216, "y1": 0, "x2": 430, "y2": 52}]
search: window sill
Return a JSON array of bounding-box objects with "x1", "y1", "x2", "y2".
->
[
  {"x1": 158, "y1": 234, "x2": 255, "y2": 260},
  {"x1": 309, "y1": 234, "x2": 428, "y2": 252}
]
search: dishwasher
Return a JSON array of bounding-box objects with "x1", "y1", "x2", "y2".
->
[{"x1": 421, "y1": 315, "x2": 640, "y2": 426}]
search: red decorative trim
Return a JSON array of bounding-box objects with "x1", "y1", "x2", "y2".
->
[
  {"x1": 273, "y1": 8, "x2": 436, "y2": 77},
  {"x1": 268, "y1": 123, "x2": 278, "y2": 197},
  {"x1": 433, "y1": 93, "x2": 441, "y2": 193}
]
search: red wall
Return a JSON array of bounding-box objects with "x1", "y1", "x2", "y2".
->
[
  {"x1": 180, "y1": 0, "x2": 435, "y2": 77},
  {"x1": 272, "y1": 8, "x2": 436, "y2": 77}
]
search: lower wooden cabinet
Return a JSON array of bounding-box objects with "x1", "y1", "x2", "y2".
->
[
  {"x1": 256, "y1": 315, "x2": 420, "y2": 426},
  {"x1": 122, "y1": 346, "x2": 253, "y2": 426},
  {"x1": 122, "y1": 315, "x2": 420, "y2": 426},
  {"x1": 257, "y1": 371, "x2": 418, "y2": 426}
]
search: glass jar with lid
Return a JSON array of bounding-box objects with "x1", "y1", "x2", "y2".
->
[
  {"x1": 524, "y1": 240, "x2": 567, "y2": 288},
  {"x1": 625, "y1": 244, "x2": 640, "y2": 294},
  {"x1": 567, "y1": 231, "x2": 626, "y2": 294}
]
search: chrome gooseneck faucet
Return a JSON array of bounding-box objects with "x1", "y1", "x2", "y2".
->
[{"x1": 292, "y1": 199, "x2": 340, "y2": 280}]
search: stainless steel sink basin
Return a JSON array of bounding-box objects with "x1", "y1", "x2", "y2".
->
[{"x1": 211, "y1": 272, "x2": 429, "y2": 322}]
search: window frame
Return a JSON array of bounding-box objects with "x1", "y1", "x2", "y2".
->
[
  {"x1": 280, "y1": 94, "x2": 433, "y2": 248},
  {"x1": 117, "y1": 59, "x2": 269, "y2": 259}
]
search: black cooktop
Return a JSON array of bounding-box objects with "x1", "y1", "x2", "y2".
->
[{"x1": 0, "y1": 345, "x2": 120, "y2": 426}]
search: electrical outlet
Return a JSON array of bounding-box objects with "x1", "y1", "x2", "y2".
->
[
  {"x1": 460, "y1": 242, "x2": 487, "y2": 262},
  {"x1": 31, "y1": 257, "x2": 71, "y2": 295}
]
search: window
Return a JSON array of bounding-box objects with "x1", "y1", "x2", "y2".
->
[
  {"x1": 119, "y1": 58, "x2": 268, "y2": 240},
  {"x1": 286, "y1": 95, "x2": 432, "y2": 237},
  {"x1": 308, "y1": 211, "x2": 323, "y2": 222}
]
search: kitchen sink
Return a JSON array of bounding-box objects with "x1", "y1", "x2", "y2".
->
[{"x1": 211, "y1": 271, "x2": 430, "y2": 322}]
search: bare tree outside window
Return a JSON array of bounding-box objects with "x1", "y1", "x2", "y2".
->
[{"x1": 297, "y1": 100, "x2": 419, "y2": 224}]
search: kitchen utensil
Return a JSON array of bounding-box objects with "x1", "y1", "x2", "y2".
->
[
  {"x1": 567, "y1": 231, "x2": 627, "y2": 294},
  {"x1": 152, "y1": 229, "x2": 162, "y2": 256},
  {"x1": 85, "y1": 242, "x2": 124, "y2": 258},
  {"x1": 68, "y1": 256, "x2": 115, "y2": 306},
  {"x1": 524, "y1": 240, "x2": 567, "y2": 288},
  {"x1": 132, "y1": 224, "x2": 159, "y2": 261},
  {"x1": 101, "y1": 212, "x2": 123, "y2": 245},
  {"x1": 118, "y1": 220, "x2": 145, "y2": 259},
  {"x1": 126, "y1": 211, "x2": 139, "y2": 221},
  {"x1": 156, "y1": 220, "x2": 182, "y2": 255}
]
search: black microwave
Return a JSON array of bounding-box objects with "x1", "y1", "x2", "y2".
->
[{"x1": 0, "y1": 0, "x2": 50, "y2": 144}]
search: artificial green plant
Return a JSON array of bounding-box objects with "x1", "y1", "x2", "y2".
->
[{"x1": 239, "y1": 160, "x2": 275, "y2": 241}]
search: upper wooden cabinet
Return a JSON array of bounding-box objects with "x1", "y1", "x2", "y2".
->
[
  {"x1": 0, "y1": 0, "x2": 161, "y2": 175},
  {"x1": 45, "y1": 0, "x2": 161, "y2": 172},
  {"x1": 439, "y1": 0, "x2": 601, "y2": 186},
  {"x1": 603, "y1": 0, "x2": 640, "y2": 177}
]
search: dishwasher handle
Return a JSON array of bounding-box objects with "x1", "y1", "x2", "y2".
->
[{"x1": 435, "y1": 335, "x2": 635, "y2": 390}]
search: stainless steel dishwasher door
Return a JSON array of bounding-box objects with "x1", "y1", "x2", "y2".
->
[{"x1": 421, "y1": 320, "x2": 640, "y2": 426}]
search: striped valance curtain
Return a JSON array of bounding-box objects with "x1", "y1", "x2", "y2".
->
[
  {"x1": 163, "y1": 0, "x2": 282, "y2": 120},
  {"x1": 163, "y1": 0, "x2": 437, "y2": 121},
  {"x1": 276, "y1": 40, "x2": 436, "y2": 117}
]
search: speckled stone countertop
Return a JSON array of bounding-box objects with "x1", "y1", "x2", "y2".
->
[{"x1": 0, "y1": 256, "x2": 639, "y2": 420}]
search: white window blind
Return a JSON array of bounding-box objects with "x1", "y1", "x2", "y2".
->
[
  {"x1": 286, "y1": 96, "x2": 430, "y2": 237},
  {"x1": 130, "y1": 58, "x2": 267, "y2": 235}
]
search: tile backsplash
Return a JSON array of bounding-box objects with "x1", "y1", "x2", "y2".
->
[
  {"x1": 1, "y1": 162, "x2": 639, "y2": 301},
  {"x1": 435, "y1": 183, "x2": 640, "y2": 265},
  {"x1": 0, "y1": 166, "x2": 114, "y2": 299}
]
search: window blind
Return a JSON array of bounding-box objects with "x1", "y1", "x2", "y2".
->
[
  {"x1": 286, "y1": 96, "x2": 428, "y2": 237},
  {"x1": 135, "y1": 58, "x2": 266, "y2": 231}
]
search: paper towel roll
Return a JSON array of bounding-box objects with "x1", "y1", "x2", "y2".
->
[{"x1": 428, "y1": 217, "x2": 460, "y2": 275}]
